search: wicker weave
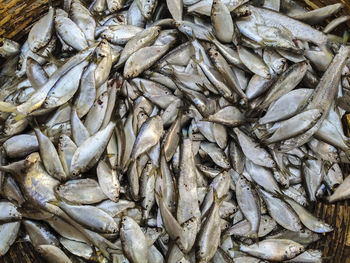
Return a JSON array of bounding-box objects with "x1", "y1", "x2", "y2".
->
[
  {"x1": 0, "y1": 0, "x2": 350, "y2": 262},
  {"x1": 0, "y1": 0, "x2": 61, "y2": 41}
]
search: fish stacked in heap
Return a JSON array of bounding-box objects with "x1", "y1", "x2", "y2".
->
[{"x1": 0, "y1": 0, "x2": 350, "y2": 262}]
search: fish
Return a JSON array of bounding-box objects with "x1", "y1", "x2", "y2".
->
[
  {"x1": 0, "y1": 0, "x2": 349, "y2": 261},
  {"x1": 240, "y1": 239, "x2": 304, "y2": 261}
]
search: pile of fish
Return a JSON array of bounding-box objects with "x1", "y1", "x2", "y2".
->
[{"x1": 1, "y1": 0, "x2": 350, "y2": 262}]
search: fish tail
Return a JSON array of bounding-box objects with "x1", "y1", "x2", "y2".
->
[
  {"x1": 0, "y1": 102, "x2": 17, "y2": 113},
  {"x1": 343, "y1": 30, "x2": 349, "y2": 45}
]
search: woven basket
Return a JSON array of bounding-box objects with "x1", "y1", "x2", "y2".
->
[{"x1": 1, "y1": 0, "x2": 350, "y2": 262}]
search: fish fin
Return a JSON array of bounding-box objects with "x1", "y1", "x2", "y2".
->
[
  {"x1": 165, "y1": 61, "x2": 175, "y2": 72},
  {"x1": 227, "y1": 241, "x2": 241, "y2": 251},
  {"x1": 322, "y1": 161, "x2": 332, "y2": 174},
  {"x1": 302, "y1": 152, "x2": 318, "y2": 161},
  {"x1": 278, "y1": 168, "x2": 291, "y2": 188},
  {"x1": 147, "y1": 166, "x2": 157, "y2": 178},
  {"x1": 343, "y1": 30, "x2": 349, "y2": 45},
  {"x1": 220, "y1": 233, "x2": 231, "y2": 244},
  {"x1": 204, "y1": 31, "x2": 216, "y2": 42},
  {"x1": 247, "y1": 232, "x2": 259, "y2": 244},
  {"x1": 89, "y1": 252, "x2": 109, "y2": 263},
  {"x1": 84, "y1": 230, "x2": 114, "y2": 260},
  {"x1": 168, "y1": 74, "x2": 180, "y2": 87},
  {"x1": 139, "y1": 80, "x2": 147, "y2": 93},
  {"x1": 301, "y1": 158, "x2": 312, "y2": 170},
  {"x1": 154, "y1": 192, "x2": 161, "y2": 207},
  {"x1": 156, "y1": 167, "x2": 162, "y2": 178},
  {"x1": 195, "y1": 83, "x2": 208, "y2": 93},
  {"x1": 344, "y1": 149, "x2": 350, "y2": 162},
  {"x1": 125, "y1": 158, "x2": 134, "y2": 169},
  {"x1": 246, "y1": 117, "x2": 259, "y2": 123},
  {"x1": 0, "y1": 101, "x2": 17, "y2": 112},
  {"x1": 86, "y1": 51, "x2": 95, "y2": 63},
  {"x1": 38, "y1": 51, "x2": 65, "y2": 67},
  {"x1": 29, "y1": 117, "x2": 40, "y2": 130},
  {"x1": 245, "y1": 105, "x2": 263, "y2": 119},
  {"x1": 259, "y1": 130, "x2": 273, "y2": 142},
  {"x1": 154, "y1": 189, "x2": 163, "y2": 201},
  {"x1": 105, "y1": 153, "x2": 116, "y2": 159},
  {"x1": 92, "y1": 52, "x2": 104, "y2": 64},
  {"x1": 0, "y1": 165, "x2": 17, "y2": 174},
  {"x1": 187, "y1": 123, "x2": 194, "y2": 139},
  {"x1": 213, "y1": 189, "x2": 226, "y2": 204},
  {"x1": 275, "y1": 189, "x2": 289, "y2": 201},
  {"x1": 46, "y1": 199, "x2": 61, "y2": 207},
  {"x1": 250, "y1": 122, "x2": 263, "y2": 131},
  {"x1": 182, "y1": 127, "x2": 188, "y2": 138},
  {"x1": 191, "y1": 51, "x2": 204, "y2": 65},
  {"x1": 185, "y1": 28, "x2": 197, "y2": 42},
  {"x1": 12, "y1": 112, "x2": 27, "y2": 121},
  {"x1": 254, "y1": 101, "x2": 268, "y2": 112}
]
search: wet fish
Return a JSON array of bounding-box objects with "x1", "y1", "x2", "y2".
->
[{"x1": 0, "y1": 1, "x2": 349, "y2": 261}]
